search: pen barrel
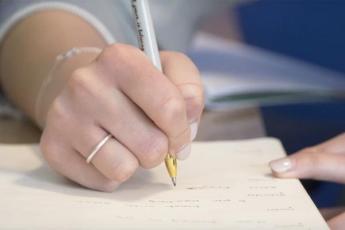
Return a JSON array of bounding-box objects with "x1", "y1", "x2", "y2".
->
[
  {"x1": 131, "y1": 0, "x2": 162, "y2": 71},
  {"x1": 131, "y1": 0, "x2": 177, "y2": 185}
]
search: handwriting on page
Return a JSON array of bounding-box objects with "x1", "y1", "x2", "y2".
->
[
  {"x1": 68, "y1": 177, "x2": 310, "y2": 229},
  {"x1": 0, "y1": 140, "x2": 328, "y2": 229}
]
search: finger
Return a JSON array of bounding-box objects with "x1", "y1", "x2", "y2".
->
[
  {"x1": 160, "y1": 51, "x2": 204, "y2": 141},
  {"x1": 62, "y1": 73, "x2": 170, "y2": 168},
  {"x1": 312, "y1": 133, "x2": 345, "y2": 155},
  {"x1": 328, "y1": 212, "x2": 345, "y2": 230},
  {"x1": 40, "y1": 123, "x2": 119, "y2": 192},
  {"x1": 93, "y1": 89, "x2": 173, "y2": 166},
  {"x1": 50, "y1": 92, "x2": 138, "y2": 182},
  {"x1": 97, "y1": 44, "x2": 190, "y2": 157},
  {"x1": 269, "y1": 148, "x2": 345, "y2": 184},
  {"x1": 73, "y1": 127, "x2": 139, "y2": 183},
  {"x1": 320, "y1": 207, "x2": 345, "y2": 221}
]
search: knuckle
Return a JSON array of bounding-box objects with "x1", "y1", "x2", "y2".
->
[
  {"x1": 185, "y1": 92, "x2": 204, "y2": 119},
  {"x1": 141, "y1": 133, "x2": 168, "y2": 169},
  {"x1": 68, "y1": 68, "x2": 93, "y2": 97},
  {"x1": 295, "y1": 150, "x2": 322, "y2": 169},
  {"x1": 161, "y1": 95, "x2": 186, "y2": 123},
  {"x1": 308, "y1": 153, "x2": 323, "y2": 167},
  {"x1": 110, "y1": 160, "x2": 138, "y2": 182},
  {"x1": 48, "y1": 98, "x2": 69, "y2": 122}
]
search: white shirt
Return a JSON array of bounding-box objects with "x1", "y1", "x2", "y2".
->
[{"x1": 0, "y1": 0, "x2": 230, "y2": 51}]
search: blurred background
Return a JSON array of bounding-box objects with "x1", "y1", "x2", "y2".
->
[{"x1": 193, "y1": 0, "x2": 345, "y2": 209}]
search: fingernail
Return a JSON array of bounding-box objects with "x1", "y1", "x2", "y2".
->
[
  {"x1": 177, "y1": 144, "x2": 191, "y2": 160},
  {"x1": 190, "y1": 122, "x2": 198, "y2": 141},
  {"x1": 269, "y1": 157, "x2": 293, "y2": 173}
]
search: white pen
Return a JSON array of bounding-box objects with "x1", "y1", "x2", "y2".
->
[{"x1": 131, "y1": 0, "x2": 177, "y2": 186}]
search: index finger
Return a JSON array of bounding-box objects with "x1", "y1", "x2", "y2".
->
[{"x1": 160, "y1": 51, "x2": 204, "y2": 140}]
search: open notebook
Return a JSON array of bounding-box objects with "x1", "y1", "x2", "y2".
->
[
  {"x1": 190, "y1": 33, "x2": 345, "y2": 110},
  {"x1": 0, "y1": 138, "x2": 328, "y2": 229}
]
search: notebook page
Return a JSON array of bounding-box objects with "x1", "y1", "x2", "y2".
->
[{"x1": 0, "y1": 138, "x2": 328, "y2": 229}]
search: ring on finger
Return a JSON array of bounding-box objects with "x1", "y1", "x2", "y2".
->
[{"x1": 86, "y1": 134, "x2": 112, "y2": 164}]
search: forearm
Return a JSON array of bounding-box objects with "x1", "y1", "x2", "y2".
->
[{"x1": 0, "y1": 10, "x2": 107, "y2": 127}]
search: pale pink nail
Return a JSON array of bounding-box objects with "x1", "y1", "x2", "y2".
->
[{"x1": 269, "y1": 158, "x2": 293, "y2": 173}]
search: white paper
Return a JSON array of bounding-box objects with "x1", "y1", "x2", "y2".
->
[{"x1": 0, "y1": 138, "x2": 328, "y2": 229}]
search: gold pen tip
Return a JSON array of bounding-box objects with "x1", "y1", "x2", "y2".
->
[{"x1": 171, "y1": 177, "x2": 176, "y2": 187}]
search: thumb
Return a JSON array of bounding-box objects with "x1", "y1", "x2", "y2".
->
[{"x1": 269, "y1": 147, "x2": 345, "y2": 184}]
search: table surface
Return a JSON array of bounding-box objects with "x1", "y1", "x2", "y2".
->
[{"x1": 0, "y1": 108, "x2": 265, "y2": 144}]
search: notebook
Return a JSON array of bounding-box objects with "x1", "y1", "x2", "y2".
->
[
  {"x1": 189, "y1": 33, "x2": 345, "y2": 110},
  {"x1": 0, "y1": 138, "x2": 328, "y2": 229}
]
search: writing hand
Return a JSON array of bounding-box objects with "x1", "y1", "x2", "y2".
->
[{"x1": 40, "y1": 44, "x2": 203, "y2": 192}]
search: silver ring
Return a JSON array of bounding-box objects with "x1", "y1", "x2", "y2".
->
[{"x1": 86, "y1": 134, "x2": 112, "y2": 164}]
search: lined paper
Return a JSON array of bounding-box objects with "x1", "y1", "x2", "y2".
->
[{"x1": 0, "y1": 138, "x2": 328, "y2": 229}]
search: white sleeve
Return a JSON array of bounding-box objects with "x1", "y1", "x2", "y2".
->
[
  {"x1": 0, "y1": 1, "x2": 115, "y2": 45},
  {"x1": 150, "y1": 0, "x2": 234, "y2": 51},
  {"x1": 0, "y1": 0, "x2": 236, "y2": 52}
]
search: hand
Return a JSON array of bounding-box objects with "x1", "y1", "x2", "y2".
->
[
  {"x1": 40, "y1": 44, "x2": 203, "y2": 192},
  {"x1": 269, "y1": 133, "x2": 345, "y2": 229}
]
